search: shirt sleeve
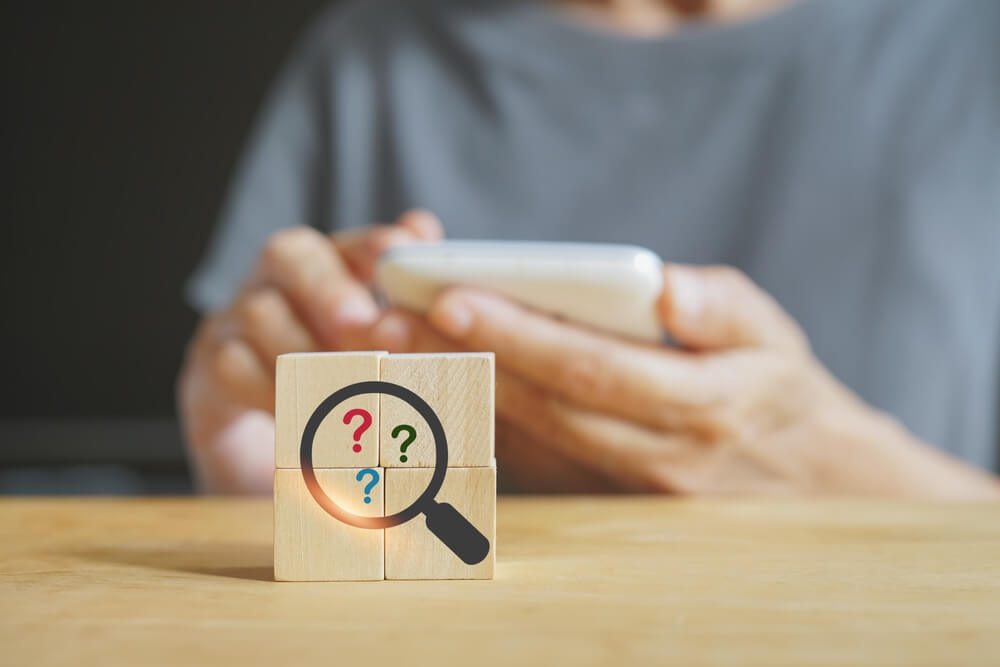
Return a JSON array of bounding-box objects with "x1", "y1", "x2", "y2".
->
[{"x1": 185, "y1": 17, "x2": 335, "y2": 312}]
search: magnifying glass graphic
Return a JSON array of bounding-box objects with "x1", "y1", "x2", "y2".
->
[{"x1": 300, "y1": 380, "x2": 490, "y2": 565}]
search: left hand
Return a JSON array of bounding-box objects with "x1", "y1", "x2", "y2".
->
[{"x1": 371, "y1": 265, "x2": 999, "y2": 498}]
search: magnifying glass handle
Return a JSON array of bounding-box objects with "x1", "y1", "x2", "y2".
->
[{"x1": 424, "y1": 501, "x2": 490, "y2": 565}]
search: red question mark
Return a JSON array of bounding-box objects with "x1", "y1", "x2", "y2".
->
[{"x1": 342, "y1": 408, "x2": 373, "y2": 453}]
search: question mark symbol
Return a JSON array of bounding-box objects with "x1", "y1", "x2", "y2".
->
[
  {"x1": 355, "y1": 468, "x2": 380, "y2": 504},
  {"x1": 391, "y1": 424, "x2": 417, "y2": 463},
  {"x1": 343, "y1": 408, "x2": 372, "y2": 454}
]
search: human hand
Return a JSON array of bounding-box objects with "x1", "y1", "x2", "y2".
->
[
  {"x1": 398, "y1": 265, "x2": 1000, "y2": 498},
  {"x1": 177, "y1": 211, "x2": 442, "y2": 493}
]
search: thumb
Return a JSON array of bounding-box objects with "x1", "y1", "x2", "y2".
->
[
  {"x1": 333, "y1": 209, "x2": 444, "y2": 283},
  {"x1": 658, "y1": 264, "x2": 808, "y2": 354}
]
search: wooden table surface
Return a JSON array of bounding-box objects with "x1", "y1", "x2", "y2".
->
[{"x1": 1, "y1": 497, "x2": 999, "y2": 666}]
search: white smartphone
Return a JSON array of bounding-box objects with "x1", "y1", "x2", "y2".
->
[{"x1": 374, "y1": 241, "x2": 664, "y2": 341}]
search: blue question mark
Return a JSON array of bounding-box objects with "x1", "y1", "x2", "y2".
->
[{"x1": 355, "y1": 468, "x2": 380, "y2": 505}]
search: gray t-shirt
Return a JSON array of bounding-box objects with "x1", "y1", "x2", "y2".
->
[{"x1": 188, "y1": 0, "x2": 1000, "y2": 471}]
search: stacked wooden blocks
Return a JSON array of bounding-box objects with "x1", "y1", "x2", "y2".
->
[{"x1": 273, "y1": 351, "x2": 496, "y2": 581}]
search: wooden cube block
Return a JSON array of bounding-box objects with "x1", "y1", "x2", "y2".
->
[
  {"x1": 273, "y1": 468, "x2": 384, "y2": 581},
  {"x1": 384, "y1": 466, "x2": 495, "y2": 580},
  {"x1": 379, "y1": 353, "x2": 494, "y2": 468},
  {"x1": 275, "y1": 352, "x2": 384, "y2": 468}
]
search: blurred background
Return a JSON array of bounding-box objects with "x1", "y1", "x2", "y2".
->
[{"x1": 2, "y1": 1, "x2": 330, "y2": 494}]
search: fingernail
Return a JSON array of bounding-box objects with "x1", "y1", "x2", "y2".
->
[
  {"x1": 371, "y1": 313, "x2": 410, "y2": 351},
  {"x1": 333, "y1": 295, "x2": 379, "y2": 328},
  {"x1": 401, "y1": 209, "x2": 444, "y2": 240},
  {"x1": 668, "y1": 268, "x2": 704, "y2": 321},
  {"x1": 433, "y1": 295, "x2": 474, "y2": 337}
]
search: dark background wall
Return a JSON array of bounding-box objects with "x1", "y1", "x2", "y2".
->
[{"x1": 1, "y1": 1, "x2": 330, "y2": 492}]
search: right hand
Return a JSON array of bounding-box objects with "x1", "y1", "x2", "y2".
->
[{"x1": 177, "y1": 211, "x2": 443, "y2": 493}]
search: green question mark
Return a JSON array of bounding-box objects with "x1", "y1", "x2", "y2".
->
[{"x1": 391, "y1": 424, "x2": 417, "y2": 463}]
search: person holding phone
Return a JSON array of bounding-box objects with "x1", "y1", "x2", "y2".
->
[{"x1": 178, "y1": 0, "x2": 1000, "y2": 497}]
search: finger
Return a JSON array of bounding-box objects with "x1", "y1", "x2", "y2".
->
[
  {"x1": 230, "y1": 288, "x2": 318, "y2": 371},
  {"x1": 426, "y1": 288, "x2": 711, "y2": 430},
  {"x1": 365, "y1": 308, "x2": 462, "y2": 354},
  {"x1": 397, "y1": 209, "x2": 445, "y2": 240},
  {"x1": 204, "y1": 336, "x2": 274, "y2": 413},
  {"x1": 495, "y1": 420, "x2": 618, "y2": 494},
  {"x1": 658, "y1": 264, "x2": 808, "y2": 354},
  {"x1": 333, "y1": 210, "x2": 444, "y2": 284},
  {"x1": 252, "y1": 227, "x2": 378, "y2": 348},
  {"x1": 495, "y1": 371, "x2": 699, "y2": 492}
]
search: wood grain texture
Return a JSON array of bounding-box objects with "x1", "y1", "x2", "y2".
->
[
  {"x1": 3, "y1": 498, "x2": 1000, "y2": 666},
  {"x1": 379, "y1": 353, "x2": 494, "y2": 467},
  {"x1": 273, "y1": 468, "x2": 384, "y2": 581},
  {"x1": 385, "y1": 466, "x2": 496, "y2": 580},
  {"x1": 275, "y1": 352, "x2": 384, "y2": 468}
]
